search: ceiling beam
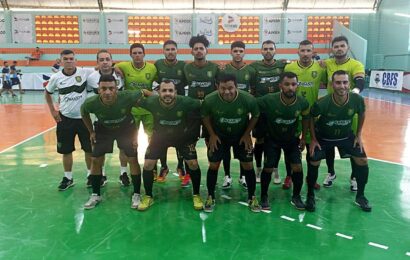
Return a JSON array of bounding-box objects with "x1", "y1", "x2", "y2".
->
[{"x1": 0, "y1": 0, "x2": 10, "y2": 10}]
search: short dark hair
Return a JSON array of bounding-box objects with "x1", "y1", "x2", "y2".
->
[
  {"x1": 189, "y1": 35, "x2": 209, "y2": 48},
  {"x1": 231, "y1": 41, "x2": 245, "y2": 50},
  {"x1": 96, "y1": 49, "x2": 112, "y2": 60},
  {"x1": 60, "y1": 49, "x2": 74, "y2": 56},
  {"x1": 332, "y1": 70, "x2": 348, "y2": 81},
  {"x1": 129, "y1": 43, "x2": 145, "y2": 55},
  {"x1": 262, "y1": 40, "x2": 276, "y2": 49},
  {"x1": 217, "y1": 73, "x2": 237, "y2": 87},
  {"x1": 98, "y1": 74, "x2": 116, "y2": 84},
  {"x1": 163, "y1": 40, "x2": 177, "y2": 48},
  {"x1": 331, "y1": 36, "x2": 349, "y2": 46},
  {"x1": 159, "y1": 79, "x2": 176, "y2": 90},
  {"x1": 3, "y1": 61, "x2": 8, "y2": 65},
  {"x1": 299, "y1": 40, "x2": 313, "y2": 47},
  {"x1": 280, "y1": 71, "x2": 298, "y2": 83}
]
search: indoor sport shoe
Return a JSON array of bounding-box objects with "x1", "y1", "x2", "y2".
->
[
  {"x1": 181, "y1": 173, "x2": 191, "y2": 187},
  {"x1": 305, "y1": 196, "x2": 316, "y2": 212},
  {"x1": 273, "y1": 168, "x2": 281, "y2": 184},
  {"x1": 260, "y1": 195, "x2": 271, "y2": 210},
  {"x1": 282, "y1": 176, "x2": 292, "y2": 190},
  {"x1": 193, "y1": 195, "x2": 204, "y2": 210},
  {"x1": 101, "y1": 176, "x2": 108, "y2": 187},
  {"x1": 256, "y1": 167, "x2": 262, "y2": 183},
  {"x1": 156, "y1": 166, "x2": 169, "y2": 183},
  {"x1": 323, "y1": 173, "x2": 337, "y2": 187},
  {"x1": 86, "y1": 176, "x2": 92, "y2": 188},
  {"x1": 355, "y1": 196, "x2": 372, "y2": 212},
  {"x1": 204, "y1": 196, "x2": 215, "y2": 213},
  {"x1": 58, "y1": 177, "x2": 74, "y2": 191},
  {"x1": 222, "y1": 176, "x2": 232, "y2": 189},
  {"x1": 350, "y1": 178, "x2": 358, "y2": 192},
  {"x1": 119, "y1": 172, "x2": 130, "y2": 186},
  {"x1": 84, "y1": 193, "x2": 101, "y2": 209},
  {"x1": 248, "y1": 196, "x2": 261, "y2": 213},
  {"x1": 131, "y1": 193, "x2": 141, "y2": 209},
  {"x1": 177, "y1": 167, "x2": 186, "y2": 181},
  {"x1": 291, "y1": 196, "x2": 306, "y2": 210},
  {"x1": 238, "y1": 176, "x2": 248, "y2": 190},
  {"x1": 138, "y1": 196, "x2": 154, "y2": 211}
]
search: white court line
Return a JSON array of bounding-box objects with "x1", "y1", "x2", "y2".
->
[
  {"x1": 172, "y1": 172, "x2": 179, "y2": 177},
  {"x1": 368, "y1": 157, "x2": 408, "y2": 167},
  {"x1": 368, "y1": 242, "x2": 388, "y2": 250},
  {"x1": 281, "y1": 215, "x2": 295, "y2": 222},
  {"x1": 261, "y1": 210, "x2": 271, "y2": 214},
  {"x1": 221, "y1": 195, "x2": 232, "y2": 200},
  {"x1": 39, "y1": 164, "x2": 48, "y2": 168},
  {"x1": 366, "y1": 96, "x2": 410, "y2": 107},
  {"x1": 0, "y1": 126, "x2": 55, "y2": 154},
  {"x1": 306, "y1": 224, "x2": 322, "y2": 230},
  {"x1": 406, "y1": 252, "x2": 410, "y2": 256},
  {"x1": 336, "y1": 233, "x2": 353, "y2": 240},
  {"x1": 238, "y1": 201, "x2": 248, "y2": 206}
]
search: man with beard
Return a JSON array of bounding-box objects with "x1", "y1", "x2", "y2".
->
[
  {"x1": 202, "y1": 73, "x2": 261, "y2": 213},
  {"x1": 250, "y1": 40, "x2": 289, "y2": 187},
  {"x1": 154, "y1": 40, "x2": 188, "y2": 182},
  {"x1": 257, "y1": 72, "x2": 310, "y2": 210},
  {"x1": 306, "y1": 70, "x2": 371, "y2": 212},
  {"x1": 322, "y1": 36, "x2": 365, "y2": 191},
  {"x1": 136, "y1": 80, "x2": 203, "y2": 211}
]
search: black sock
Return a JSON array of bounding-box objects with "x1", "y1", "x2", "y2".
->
[
  {"x1": 243, "y1": 169, "x2": 256, "y2": 200},
  {"x1": 239, "y1": 164, "x2": 244, "y2": 178},
  {"x1": 176, "y1": 148, "x2": 184, "y2": 170},
  {"x1": 189, "y1": 168, "x2": 201, "y2": 195},
  {"x1": 160, "y1": 153, "x2": 167, "y2": 168},
  {"x1": 350, "y1": 158, "x2": 357, "y2": 179},
  {"x1": 285, "y1": 160, "x2": 292, "y2": 177},
  {"x1": 185, "y1": 161, "x2": 190, "y2": 174},
  {"x1": 91, "y1": 175, "x2": 102, "y2": 196},
  {"x1": 131, "y1": 174, "x2": 141, "y2": 194},
  {"x1": 307, "y1": 163, "x2": 319, "y2": 197},
  {"x1": 223, "y1": 152, "x2": 231, "y2": 177},
  {"x1": 260, "y1": 170, "x2": 272, "y2": 197},
  {"x1": 207, "y1": 169, "x2": 218, "y2": 199},
  {"x1": 142, "y1": 169, "x2": 154, "y2": 197},
  {"x1": 291, "y1": 171, "x2": 303, "y2": 197},
  {"x1": 254, "y1": 143, "x2": 263, "y2": 168},
  {"x1": 355, "y1": 164, "x2": 369, "y2": 197},
  {"x1": 325, "y1": 148, "x2": 335, "y2": 175}
]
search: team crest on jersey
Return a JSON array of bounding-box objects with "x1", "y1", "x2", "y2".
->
[
  {"x1": 75, "y1": 76, "x2": 82, "y2": 82},
  {"x1": 121, "y1": 109, "x2": 126, "y2": 114},
  {"x1": 347, "y1": 109, "x2": 354, "y2": 116},
  {"x1": 245, "y1": 74, "x2": 250, "y2": 80},
  {"x1": 207, "y1": 71, "x2": 213, "y2": 78},
  {"x1": 311, "y1": 71, "x2": 318, "y2": 78},
  {"x1": 177, "y1": 70, "x2": 182, "y2": 76},
  {"x1": 237, "y1": 108, "x2": 243, "y2": 115},
  {"x1": 177, "y1": 111, "x2": 183, "y2": 117},
  {"x1": 145, "y1": 73, "x2": 151, "y2": 80},
  {"x1": 295, "y1": 110, "x2": 300, "y2": 117}
]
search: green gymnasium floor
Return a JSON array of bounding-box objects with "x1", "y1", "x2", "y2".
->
[{"x1": 1, "y1": 90, "x2": 410, "y2": 259}]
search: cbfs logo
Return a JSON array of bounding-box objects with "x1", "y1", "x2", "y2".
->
[{"x1": 382, "y1": 72, "x2": 398, "y2": 87}]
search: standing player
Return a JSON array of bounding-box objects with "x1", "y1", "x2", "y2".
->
[
  {"x1": 251, "y1": 40, "x2": 289, "y2": 185},
  {"x1": 284, "y1": 40, "x2": 326, "y2": 190},
  {"x1": 257, "y1": 72, "x2": 310, "y2": 210},
  {"x1": 322, "y1": 36, "x2": 365, "y2": 191},
  {"x1": 183, "y1": 35, "x2": 220, "y2": 187},
  {"x1": 10, "y1": 61, "x2": 24, "y2": 94},
  {"x1": 137, "y1": 80, "x2": 203, "y2": 211},
  {"x1": 219, "y1": 41, "x2": 257, "y2": 189},
  {"x1": 45, "y1": 49, "x2": 94, "y2": 191},
  {"x1": 0, "y1": 61, "x2": 17, "y2": 97},
  {"x1": 202, "y1": 74, "x2": 261, "y2": 213},
  {"x1": 306, "y1": 70, "x2": 371, "y2": 212},
  {"x1": 87, "y1": 49, "x2": 125, "y2": 187},
  {"x1": 81, "y1": 75, "x2": 149, "y2": 209},
  {"x1": 154, "y1": 40, "x2": 188, "y2": 182}
]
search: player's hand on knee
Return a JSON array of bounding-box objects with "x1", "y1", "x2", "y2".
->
[
  {"x1": 309, "y1": 139, "x2": 321, "y2": 156},
  {"x1": 209, "y1": 134, "x2": 220, "y2": 153},
  {"x1": 240, "y1": 134, "x2": 253, "y2": 151},
  {"x1": 353, "y1": 135, "x2": 363, "y2": 153}
]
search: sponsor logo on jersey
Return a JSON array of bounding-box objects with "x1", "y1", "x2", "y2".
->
[
  {"x1": 75, "y1": 76, "x2": 82, "y2": 83},
  {"x1": 275, "y1": 118, "x2": 296, "y2": 125},
  {"x1": 159, "y1": 119, "x2": 182, "y2": 126},
  {"x1": 220, "y1": 118, "x2": 241, "y2": 124},
  {"x1": 326, "y1": 120, "x2": 351, "y2": 127},
  {"x1": 311, "y1": 71, "x2": 318, "y2": 78},
  {"x1": 298, "y1": 82, "x2": 314, "y2": 87}
]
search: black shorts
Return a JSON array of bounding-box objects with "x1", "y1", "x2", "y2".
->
[
  {"x1": 252, "y1": 113, "x2": 266, "y2": 139},
  {"x1": 2, "y1": 81, "x2": 11, "y2": 90},
  {"x1": 11, "y1": 78, "x2": 20, "y2": 85},
  {"x1": 56, "y1": 114, "x2": 92, "y2": 154},
  {"x1": 145, "y1": 134, "x2": 198, "y2": 161},
  {"x1": 207, "y1": 137, "x2": 253, "y2": 163},
  {"x1": 310, "y1": 134, "x2": 367, "y2": 161},
  {"x1": 92, "y1": 122, "x2": 137, "y2": 158},
  {"x1": 263, "y1": 137, "x2": 302, "y2": 168}
]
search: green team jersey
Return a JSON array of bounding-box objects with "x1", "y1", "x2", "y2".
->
[
  {"x1": 138, "y1": 95, "x2": 200, "y2": 138},
  {"x1": 284, "y1": 61, "x2": 327, "y2": 106},
  {"x1": 154, "y1": 59, "x2": 187, "y2": 96},
  {"x1": 201, "y1": 90, "x2": 260, "y2": 139},
  {"x1": 81, "y1": 90, "x2": 143, "y2": 129},
  {"x1": 257, "y1": 93, "x2": 310, "y2": 141},
  {"x1": 221, "y1": 63, "x2": 256, "y2": 92},
  {"x1": 325, "y1": 58, "x2": 365, "y2": 93},
  {"x1": 115, "y1": 61, "x2": 158, "y2": 116},
  {"x1": 184, "y1": 61, "x2": 219, "y2": 100},
  {"x1": 250, "y1": 60, "x2": 287, "y2": 97},
  {"x1": 311, "y1": 93, "x2": 365, "y2": 140}
]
